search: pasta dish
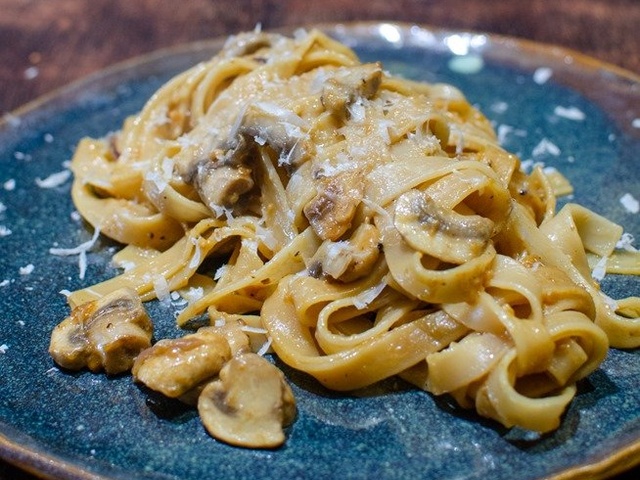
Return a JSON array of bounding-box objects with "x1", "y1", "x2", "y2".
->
[{"x1": 48, "y1": 29, "x2": 640, "y2": 448}]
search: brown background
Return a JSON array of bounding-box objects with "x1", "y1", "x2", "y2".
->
[{"x1": 1, "y1": 0, "x2": 639, "y2": 478}]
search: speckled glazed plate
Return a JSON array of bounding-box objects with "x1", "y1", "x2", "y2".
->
[{"x1": 0, "y1": 23, "x2": 638, "y2": 480}]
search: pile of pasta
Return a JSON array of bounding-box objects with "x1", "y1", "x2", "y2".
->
[{"x1": 66, "y1": 29, "x2": 639, "y2": 434}]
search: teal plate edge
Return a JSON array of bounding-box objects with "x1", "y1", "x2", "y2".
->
[{"x1": 0, "y1": 22, "x2": 638, "y2": 480}]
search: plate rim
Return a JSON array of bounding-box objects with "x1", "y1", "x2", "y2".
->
[{"x1": 0, "y1": 21, "x2": 638, "y2": 480}]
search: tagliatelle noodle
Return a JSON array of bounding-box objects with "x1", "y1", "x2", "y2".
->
[{"x1": 63, "y1": 28, "x2": 640, "y2": 435}]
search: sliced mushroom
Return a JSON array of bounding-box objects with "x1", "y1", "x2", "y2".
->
[
  {"x1": 195, "y1": 161, "x2": 255, "y2": 214},
  {"x1": 198, "y1": 352, "x2": 296, "y2": 448},
  {"x1": 49, "y1": 287, "x2": 153, "y2": 375},
  {"x1": 132, "y1": 327, "x2": 232, "y2": 399},
  {"x1": 238, "y1": 102, "x2": 312, "y2": 168},
  {"x1": 304, "y1": 170, "x2": 364, "y2": 241},
  {"x1": 321, "y1": 63, "x2": 383, "y2": 119},
  {"x1": 394, "y1": 189, "x2": 493, "y2": 264},
  {"x1": 312, "y1": 223, "x2": 381, "y2": 282}
]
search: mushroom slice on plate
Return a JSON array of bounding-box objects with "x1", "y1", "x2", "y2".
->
[
  {"x1": 198, "y1": 352, "x2": 296, "y2": 448},
  {"x1": 48, "y1": 287, "x2": 153, "y2": 375},
  {"x1": 132, "y1": 327, "x2": 232, "y2": 399}
]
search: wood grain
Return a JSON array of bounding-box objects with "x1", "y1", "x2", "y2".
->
[{"x1": 1, "y1": 0, "x2": 639, "y2": 113}]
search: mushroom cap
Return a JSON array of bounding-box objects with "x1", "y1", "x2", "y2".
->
[
  {"x1": 198, "y1": 353, "x2": 296, "y2": 448},
  {"x1": 132, "y1": 328, "x2": 232, "y2": 398},
  {"x1": 49, "y1": 287, "x2": 153, "y2": 375}
]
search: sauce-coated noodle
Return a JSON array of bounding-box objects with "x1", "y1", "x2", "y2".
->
[{"x1": 52, "y1": 29, "x2": 640, "y2": 444}]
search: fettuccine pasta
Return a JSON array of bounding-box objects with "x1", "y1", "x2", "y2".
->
[{"x1": 53, "y1": 28, "x2": 640, "y2": 442}]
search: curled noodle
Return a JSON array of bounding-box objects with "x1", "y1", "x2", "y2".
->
[{"x1": 63, "y1": 28, "x2": 639, "y2": 435}]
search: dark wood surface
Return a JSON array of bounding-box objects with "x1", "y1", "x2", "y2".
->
[{"x1": 1, "y1": 0, "x2": 639, "y2": 478}]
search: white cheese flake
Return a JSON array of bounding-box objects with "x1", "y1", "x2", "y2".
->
[
  {"x1": 152, "y1": 275, "x2": 171, "y2": 303},
  {"x1": 256, "y1": 336, "x2": 273, "y2": 357},
  {"x1": 214, "y1": 265, "x2": 228, "y2": 280},
  {"x1": 496, "y1": 125, "x2": 512, "y2": 145},
  {"x1": 19, "y1": 264, "x2": 34, "y2": 275},
  {"x1": 49, "y1": 228, "x2": 101, "y2": 279},
  {"x1": 632, "y1": 118, "x2": 640, "y2": 128},
  {"x1": 0, "y1": 201, "x2": 6, "y2": 213},
  {"x1": 591, "y1": 256, "x2": 608, "y2": 282},
  {"x1": 3, "y1": 179, "x2": 16, "y2": 191},
  {"x1": 0, "y1": 344, "x2": 8, "y2": 354},
  {"x1": 533, "y1": 67, "x2": 553, "y2": 85},
  {"x1": 35, "y1": 170, "x2": 71, "y2": 188},
  {"x1": 0, "y1": 225, "x2": 12, "y2": 237},
  {"x1": 188, "y1": 237, "x2": 202, "y2": 269},
  {"x1": 0, "y1": 279, "x2": 10, "y2": 287},
  {"x1": 553, "y1": 106, "x2": 585, "y2": 121},
  {"x1": 532, "y1": 138, "x2": 560, "y2": 157},
  {"x1": 620, "y1": 193, "x2": 639, "y2": 214},
  {"x1": 616, "y1": 232, "x2": 638, "y2": 252},
  {"x1": 352, "y1": 280, "x2": 387, "y2": 310},
  {"x1": 183, "y1": 286, "x2": 204, "y2": 304},
  {"x1": 490, "y1": 101, "x2": 508, "y2": 114}
]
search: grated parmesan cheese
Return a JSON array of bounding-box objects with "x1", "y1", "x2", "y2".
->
[
  {"x1": 256, "y1": 336, "x2": 273, "y2": 357},
  {"x1": 591, "y1": 255, "x2": 608, "y2": 282},
  {"x1": 632, "y1": 118, "x2": 640, "y2": 128},
  {"x1": 352, "y1": 280, "x2": 387, "y2": 310},
  {"x1": 214, "y1": 264, "x2": 228, "y2": 280},
  {"x1": 183, "y1": 286, "x2": 204, "y2": 304},
  {"x1": 616, "y1": 232, "x2": 637, "y2": 252},
  {"x1": 0, "y1": 280, "x2": 10, "y2": 287},
  {"x1": 0, "y1": 201, "x2": 6, "y2": 213},
  {"x1": 0, "y1": 225, "x2": 12, "y2": 237},
  {"x1": 188, "y1": 237, "x2": 202, "y2": 269},
  {"x1": 619, "y1": 193, "x2": 639, "y2": 214},
  {"x1": 49, "y1": 227, "x2": 101, "y2": 279},
  {"x1": 532, "y1": 138, "x2": 560, "y2": 157},
  {"x1": 19, "y1": 264, "x2": 34, "y2": 275},
  {"x1": 0, "y1": 344, "x2": 8, "y2": 354},
  {"x1": 35, "y1": 170, "x2": 71, "y2": 188},
  {"x1": 533, "y1": 67, "x2": 553, "y2": 85},
  {"x1": 490, "y1": 101, "x2": 508, "y2": 114},
  {"x1": 3, "y1": 179, "x2": 16, "y2": 191},
  {"x1": 152, "y1": 275, "x2": 171, "y2": 303},
  {"x1": 553, "y1": 106, "x2": 585, "y2": 121}
]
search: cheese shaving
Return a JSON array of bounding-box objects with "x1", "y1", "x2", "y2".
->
[{"x1": 35, "y1": 170, "x2": 71, "y2": 188}]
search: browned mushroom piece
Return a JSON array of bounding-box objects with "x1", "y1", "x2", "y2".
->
[
  {"x1": 394, "y1": 189, "x2": 494, "y2": 264},
  {"x1": 321, "y1": 62, "x2": 383, "y2": 118},
  {"x1": 197, "y1": 352, "x2": 296, "y2": 449},
  {"x1": 313, "y1": 223, "x2": 381, "y2": 282},
  {"x1": 48, "y1": 287, "x2": 153, "y2": 375},
  {"x1": 304, "y1": 169, "x2": 364, "y2": 241},
  {"x1": 132, "y1": 327, "x2": 232, "y2": 400}
]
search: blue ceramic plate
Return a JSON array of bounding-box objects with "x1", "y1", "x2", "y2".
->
[{"x1": 0, "y1": 23, "x2": 638, "y2": 480}]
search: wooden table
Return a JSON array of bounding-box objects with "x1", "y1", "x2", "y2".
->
[{"x1": 1, "y1": 0, "x2": 638, "y2": 478}]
